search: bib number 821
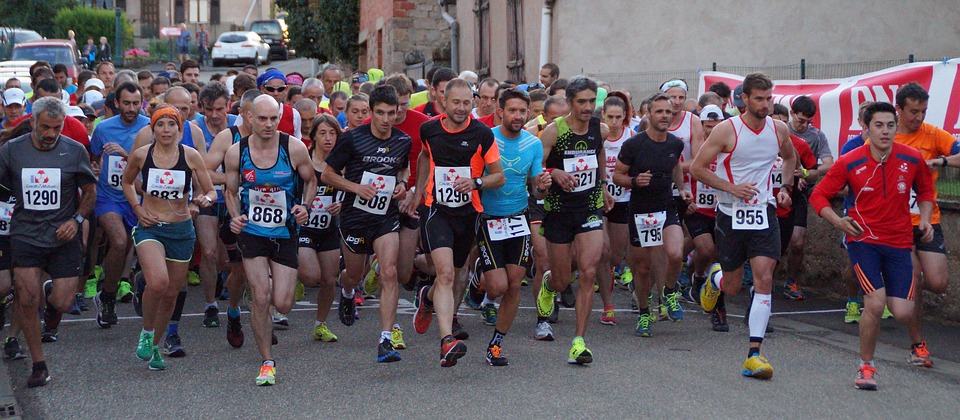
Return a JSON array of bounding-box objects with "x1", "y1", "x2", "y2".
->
[
  {"x1": 735, "y1": 208, "x2": 764, "y2": 226},
  {"x1": 573, "y1": 171, "x2": 594, "y2": 188},
  {"x1": 250, "y1": 207, "x2": 284, "y2": 224}
]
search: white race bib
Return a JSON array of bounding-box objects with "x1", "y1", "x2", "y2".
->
[
  {"x1": 605, "y1": 167, "x2": 627, "y2": 202},
  {"x1": 248, "y1": 189, "x2": 287, "y2": 228},
  {"x1": 732, "y1": 199, "x2": 768, "y2": 230},
  {"x1": 354, "y1": 171, "x2": 395, "y2": 215},
  {"x1": 486, "y1": 215, "x2": 531, "y2": 241},
  {"x1": 909, "y1": 190, "x2": 920, "y2": 215},
  {"x1": 306, "y1": 196, "x2": 333, "y2": 229},
  {"x1": 434, "y1": 166, "x2": 471, "y2": 208},
  {"x1": 145, "y1": 168, "x2": 186, "y2": 200},
  {"x1": 634, "y1": 211, "x2": 666, "y2": 247},
  {"x1": 695, "y1": 181, "x2": 717, "y2": 210},
  {"x1": 215, "y1": 166, "x2": 224, "y2": 192},
  {"x1": 770, "y1": 157, "x2": 784, "y2": 189},
  {"x1": 21, "y1": 168, "x2": 61, "y2": 211},
  {"x1": 107, "y1": 155, "x2": 127, "y2": 191},
  {"x1": 563, "y1": 155, "x2": 598, "y2": 192},
  {"x1": 0, "y1": 201, "x2": 12, "y2": 235}
]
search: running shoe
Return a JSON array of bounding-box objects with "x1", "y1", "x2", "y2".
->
[
  {"x1": 41, "y1": 326, "x2": 58, "y2": 343},
  {"x1": 909, "y1": 342, "x2": 933, "y2": 368},
  {"x1": 534, "y1": 321, "x2": 554, "y2": 341},
  {"x1": 700, "y1": 263, "x2": 722, "y2": 312},
  {"x1": 256, "y1": 363, "x2": 276, "y2": 386},
  {"x1": 452, "y1": 316, "x2": 469, "y2": 340},
  {"x1": 363, "y1": 258, "x2": 380, "y2": 298},
  {"x1": 67, "y1": 297, "x2": 81, "y2": 315},
  {"x1": 635, "y1": 313, "x2": 652, "y2": 337},
  {"x1": 520, "y1": 277, "x2": 529, "y2": 287},
  {"x1": 187, "y1": 270, "x2": 201, "y2": 286},
  {"x1": 76, "y1": 293, "x2": 89, "y2": 311},
  {"x1": 680, "y1": 286, "x2": 697, "y2": 304},
  {"x1": 547, "y1": 302, "x2": 559, "y2": 324},
  {"x1": 677, "y1": 266, "x2": 691, "y2": 288},
  {"x1": 227, "y1": 314, "x2": 244, "y2": 348},
  {"x1": 204, "y1": 306, "x2": 221, "y2": 328},
  {"x1": 117, "y1": 280, "x2": 134, "y2": 303},
  {"x1": 592, "y1": 282, "x2": 599, "y2": 293},
  {"x1": 413, "y1": 286, "x2": 433, "y2": 334},
  {"x1": 882, "y1": 305, "x2": 894, "y2": 319},
  {"x1": 3, "y1": 337, "x2": 25, "y2": 360},
  {"x1": 338, "y1": 294, "x2": 356, "y2": 327},
  {"x1": 133, "y1": 272, "x2": 145, "y2": 317},
  {"x1": 486, "y1": 345, "x2": 508, "y2": 366},
  {"x1": 663, "y1": 288, "x2": 684, "y2": 321},
  {"x1": 148, "y1": 347, "x2": 166, "y2": 371},
  {"x1": 620, "y1": 268, "x2": 633, "y2": 290},
  {"x1": 136, "y1": 331, "x2": 154, "y2": 361},
  {"x1": 294, "y1": 281, "x2": 305, "y2": 302},
  {"x1": 94, "y1": 291, "x2": 116, "y2": 329},
  {"x1": 313, "y1": 323, "x2": 338, "y2": 342},
  {"x1": 782, "y1": 281, "x2": 805, "y2": 301},
  {"x1": 391, "y1": 326, "x2": 405, "y2": 349},
  {"x1": 466, "y1": 260, "x2": 484, "y2": 310},
  {"x1": 353, "y1": 292, "x2": 364, "y2": 307},
  {"x1": 163, "y1": 333, "x2": 186, "y2": 358},
  {"x1": 742, "y1": 354, "x2": 774, "y2": 379},
  {"x1": 440, "y1": 335, "x2": 467, "y2": 367},
  {"x1": 272, "y1": 313, "x2": 289, "y2": 330},
  {"x1": 600, "y1": 307, "x2": 616, "y2": 326},
  {"x1": 567, "y1": 337, "x2": 593, "y2": 365},
  {"x1": 657, "y1": 304, "x2": 669, "y2": 322},
  {"x1": 84, "y1": 276, "x2": 98, "y2": 299},
  {"x1": 482, "y1": 303, "x2": 498, "y2": 326},
  {"x1": 711, "y1": 309, "x2": 729, "y2": 332},
  {"x1": 377, "y1": 338, "x2": 401, "y2": 363},
  {"x1": 536, "y1": 271, "x2": 556, "y2": 318},
  {"x1": 844, "y1": 301, "x2": 862, "y2": 324},
  {"x1": 855, "y1": 364, "x2": 878, "y2": 390},
  {"x1": 27, "y1": 365, "x2": 50, "y2": 388},
  {"x1": 559, "y1": 283, "x2": 576, "y2": 308},
  {"x1": 647, "y1": 293, "x2": 657, "y2": 322}
]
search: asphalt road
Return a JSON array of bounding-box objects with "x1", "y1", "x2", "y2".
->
[{"x1": 5, "y1": 281, "x2": 960, "y2": 418}]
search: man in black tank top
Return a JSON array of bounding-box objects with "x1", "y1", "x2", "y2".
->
[{"x1": 535, "y1": 76, "x2": 613, "y2": 365}]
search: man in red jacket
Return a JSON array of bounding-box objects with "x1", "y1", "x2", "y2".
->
[{"x1": 811, "y1": 101, "x2": 934, "y2": 391}]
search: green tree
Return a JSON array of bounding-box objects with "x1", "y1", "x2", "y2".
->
[
  {"x1": 55, "y1": 6, "x2": 135, "y2": 51},
  {"x1": 276, "y1": 0, "x2": 359, "y2": 66},
  {"x1": 0, "y1": 0, "x2": 77, "y2": 38}
]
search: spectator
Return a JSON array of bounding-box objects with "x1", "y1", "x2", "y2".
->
[
  {"x1": 67, "y1": 30, "x2": 77, "y2": 51},
  {"x1": 83, "y1": 37, "x2": 96, "y2": 63},
  {"x1": 177, "y1": 23, "x2": 192, "y2": 63},
  {"x1": 196, "y1": 24, "x2": 210, "y2": 66},
  {"x1": 96, "y1": 36, "x2": 112, "y2": 63}
]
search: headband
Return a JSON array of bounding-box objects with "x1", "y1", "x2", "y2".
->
[
  {"x1": 660, "y1": 79, "x2": 688, "y2": 93},
  {"x1": 257, "y1": 69, "x2": 286, "y2": 89},
  {"x1": 150, "y1": 106, "x2": 182, "y2": 131}
]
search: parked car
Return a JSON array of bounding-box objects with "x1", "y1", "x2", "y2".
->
[
  {"x1": 0, "y1": 27, "x2": 43, "y2": 60},
  {"x1": 11, "y1": 40, "x2": 83, "y2": 80},
  {"x1": 248, "y1": 20, "x2": 291, "y2": 61},
  {"x1": 0, "y1": 60, "x2": 35, "y2": 93},
  {"x1": 211, "y1": 31, "x2": 270, "y2": 67}
]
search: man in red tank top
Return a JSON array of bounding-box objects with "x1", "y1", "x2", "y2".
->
[{"x1": 256, "y1": 69, "x2": 302, "y2": 139}]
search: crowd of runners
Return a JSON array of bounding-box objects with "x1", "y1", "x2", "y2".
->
[{"x1": 0, "y1": 57, "x2": 953, "y2": 391}]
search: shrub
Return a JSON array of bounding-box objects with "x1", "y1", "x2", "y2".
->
[{"x1": 55, "y1": 6, "x2": 134, "y2": 52}]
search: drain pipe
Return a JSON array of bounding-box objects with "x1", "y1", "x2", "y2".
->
[
  {"x1": 539, "y1": 0, "x2": 555, "y2": 69},
  {"x1": 439, "y1": 0, "x2": 459, "y2": 72}
]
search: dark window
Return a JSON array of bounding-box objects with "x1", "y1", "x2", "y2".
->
[
  {"x1": 141, "y1": 0, "x2": 160, "y2": 38},
  {"x1": 210, "y1": 0, "x2": 221, "y2": 25},
  {"x1": 175, "y1": 0, "x2": 185, "y2": 25},
  {"x1": 506, "y1": 0, "x2": 525, "y2": 82},
  {"x1": 474, "y1": 0, "x2": 490, "y2": 78}
]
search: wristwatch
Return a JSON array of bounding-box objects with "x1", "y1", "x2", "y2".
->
[
  {"x1": 473, "y1": 177, "x2": 483, "y2": 190},
  {"x1": 941, "y1": 156, "x2": 948, "y2": 167},
  {"x1": 74, "y1": 214, "x2": 85, "y2": 224}
]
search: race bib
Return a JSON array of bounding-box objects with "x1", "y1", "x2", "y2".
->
[
  {"x1": 145, "y1": 168, "x2": 186, "y2": 200},
  {"x1": 770, "y1": 157, "x2": 783, "y2": 189},
  {"x1": 486, "y1": 215, "x2": 531, "y2": 241},
  {"x1": 107, "y1": 155, "x2": 127, "y2": 191},
  {"x1": 732, "y1": 198, "x2": 768, "y2": 230},
  {"x1": 605, "y1": 167, "x2": 627, "y2": 201},
  {"x1": 434, "y1": 166, "x2": 471, "y2": 208},
  {"x1": 21, "y1": 168, "x2": 61, "y2": 211},
  {"x1": 306, "y1": 196, "x2": 333, "y2": 229},
  {"x1": 355, "y1": 171, "x2": 395, "y2": 215},
  {"x1": 0, "y1": 201, "x2": 12, "y2": 235},
  {"x1": 909, "y1": 190, "x2": 920, "y2": 215},
  {"x1": 248, "y1": 189, "x2": 287, "y2": 228},
  {"x1": 634, "y1": 211, "x2": 666, "y2": 247},
  {"x1": 564, "y1": 155, "x2": 598, "y2": 193},
  {"x1": 695, "y1": 181, "x2": 717, "y2": 210}
]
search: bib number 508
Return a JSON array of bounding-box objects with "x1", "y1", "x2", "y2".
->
[{"x1": 358, "y1": 195, "x2": 388, "y2": 211}]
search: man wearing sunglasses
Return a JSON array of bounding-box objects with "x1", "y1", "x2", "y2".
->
[{"x1": 240, "y1": 69, "x2": 302, "y2": 140}]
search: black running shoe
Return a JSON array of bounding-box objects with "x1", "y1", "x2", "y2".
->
[
  {"x1": 27, "y1": 365, "x2": 50, "y2": 388},
  {"x1": 203, "y1": 306, "x2": 220, "y2": 328},
  {"x1": 338, "y1": 294, "x2": 356, "y2": 326},
  {"x1": 559, "y1": 283, "x2": 576, "y2": 308},
  {"x1": 164, "y1": 333, "x2": 186, "y2": 358},
  {"x1": 41, "y1": 326, "x2": 58, "y2": 343},
  {"x1": 711, "y1": 309, "x2": 729, "y2": 332},
  {"x1": 486, "y1": 345, "x2": 508, "y2": 366},
  {"x1": 226, "y1": 315, "x2": 244, "y2": 348},
  {"x1": 452, "y1": 316, "x2": 469, "y2": 340},
  {"x1": 3, "y1": 337, "x2": 25, "y2": 360},
  {"x1": 95, "y1": 291, "x2": 117, "y2": 329},
  {"x1": 377, "y1": 339, "x2": 401, "y2": 363}
]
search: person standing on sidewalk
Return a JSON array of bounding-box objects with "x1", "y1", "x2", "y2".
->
[
  {"x1": 196, "y1": 24, "x2": 210, "y2": 67},
  {"x1": 177, "y1": 23, "x2": 192, "y2": 64}
]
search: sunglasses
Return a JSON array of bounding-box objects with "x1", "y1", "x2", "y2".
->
[{"x1": 264, "y1": 85, "x2": 287, "y2": 93}]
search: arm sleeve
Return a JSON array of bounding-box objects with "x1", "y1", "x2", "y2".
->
[{"x1": 810, "y1": 157, "x2": 849, "y2": 214}]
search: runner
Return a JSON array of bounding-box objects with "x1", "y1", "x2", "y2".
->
[
  {"x1": 413, "y1": 67, "x2": 457, "y2": 117},
  {"x1": 599, "y1": 93, "x2": 635, "y2": 326},
  {"x1": 894, "y1": 82, "x2": 956, "y2": 368},
  {"x1": 297, "y1": 114, "x2": 343, "y2": 344},
  {"x1": 122, "y1": 106, "x2": 216, "y2": 371},
  {"x1": 0, "y1": 97, "x2": 96, "y2": 387},
  {"x1": 693, "y1": 73, "x2": 796, "y2": 380},
  {"x1": 223, "y1": 95, "x2": 315, "y2": 385},
  {"x1": 406, "y1": 77, "x2": 505, "y2": 367},
  {"x1": 837, "y1": 101, "x2": 875, "y2": 324},
  {"x1": 91, "y1": 82, "x2": 150, "y2": 329},
  {"x1": 613, "y1": 93, "x2": 689, "y2": 337},
  {"x1": 322, "y1": 85, "x2": 410, "y2": 363},
  {"x1": 810, "y1": 101, "x2": 934, "y2": 390},
  {"x1": 476, "y1": 88, "x2": 550, "y2": 365},
  {"x1": 534, "y1": 76, "x2": 613, "y2": 364}
]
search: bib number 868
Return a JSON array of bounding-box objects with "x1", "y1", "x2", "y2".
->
[{"x1": 251, "y1": 207, "x2": 284, "y2": 224}]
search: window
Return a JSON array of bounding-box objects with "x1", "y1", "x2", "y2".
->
[
  {"x1": 174, "y1": 0, "x2": 185, "y2": 25},
  {"x1": 189, "y1": 0, "x2": 209, "y2": 23},
  {"x1": 506, "y1": 0, "x2": 525, "y2": 82},
  {"x1": 141, "y1": 0, "x2": 160, "y2": 38},
  {"x1": 376, "y1": 29, "x2": 383, "y2": 69},
  {"x1": 210, "y1": 0, "x2": 221, "y2": 25},
  {"x1": 474, "y1": 0, "x2": 490, "y2": 78}
]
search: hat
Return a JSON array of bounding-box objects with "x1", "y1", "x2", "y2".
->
[
  {"x1": 2, "y1": 88, "x2": 26, "y2": 106},
  {"x1": 257, "y1": 69, "x2": 286, "y2": 89},
  {"x1": 84, "y1": 78, "x2": 105, "y2": 91},
  {"x1": 77, "y1": 103, "x2": 97, "y2": 118},
  {"x1": 66, "y1": 105, "x2": 85, "y2": 119},
  {"x1": 285, "y1": 73, "x2": 304, "y2": 86},
  {"x1": 82, "y1": 90, "x2": 104, "y2": 105},
  {"x1": 699, "y1": 104, "x2": 724, "y2": 121},
  {"x1": 733, "y1": 84, "x2": 745, "y2": 107},
  {"x1": 61, "y1": 90, "x2": 71, "y2": 105}
]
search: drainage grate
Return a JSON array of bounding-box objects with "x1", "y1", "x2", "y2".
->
[{"x1": 0, "y1": 402, "x2": 17, "y2": 418}]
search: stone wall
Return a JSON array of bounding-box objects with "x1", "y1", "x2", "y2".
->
[{"x1": 359, "y1": 0, "x2": 450, "y2": 74}]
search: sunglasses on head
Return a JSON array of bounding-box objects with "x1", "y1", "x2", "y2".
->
[{"x1": 264, "y1": 85, "x2": 287, "y2": 93}]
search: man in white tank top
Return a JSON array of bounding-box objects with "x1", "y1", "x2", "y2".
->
[{"x1": 690, "y1": 73, "x2": 797, "y2": 380}]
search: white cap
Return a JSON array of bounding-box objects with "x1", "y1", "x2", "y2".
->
[
  {"x1": 225, "y1": 75, "x2": 236, "y2": 96},
  {"x1": 84, "y1": 78, "x2": 105, "y2": 91},
  {"x1": 61, "y1": 90, "x2": 71, "y2": 105},
  {"x1": 700, "y1": 104, "x2": 725, "y2": 121},
  {"x1": 2, "y1": 88, "x2": 26, "y2": 106},
  {"x1": 66, "y1": 105, "x2": 85, "y2": 119},
  {"x1": 82, "y1": 90, "x2": 104, "y2": 105}
]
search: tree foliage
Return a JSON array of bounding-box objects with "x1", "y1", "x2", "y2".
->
[
  {"x1": 55, "y1": 6, "x2": 135, "y2": 50},
  {"x1": 276, "y1": 0, "x2": 359, "y2": 66},
  {"x1": 0, "y1": 0, "x2": 77, "y2": 38}
]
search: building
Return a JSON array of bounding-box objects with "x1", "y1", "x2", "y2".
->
[
  {"x1": 97, "y1": 0, "x2": 272, "y2": 42},
  {"x1": 358, "y1": 0, "x2": 452, "y2": 76}
]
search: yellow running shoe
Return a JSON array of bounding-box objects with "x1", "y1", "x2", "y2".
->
[
  {"x1": 294, "y1": 281, "x2": 305, "y2": 302},
  {"x1": 256, "y1": 364, "x2": 276, "y2": 386},
  {"x1": 363, "y1": 257, "x2": 380, "y2": 297},
  {"x1": 700, "y1": 263, "x2": 722, "y2": 312},
  {"x1": 312, "y1": 323, "x2": 338, "y2": 342},
  {"x1": 742, "y1": 354, "x2": 774, "y2": 380},
  {"x1": 187, "y1": 271, "x2": 201, "y2": 286},
  {"x1": 882, "y1": 305, "x2": 893, "y2": 319},
  {"x1": 567, "y1": 336, "x2": 593, "y2": 365},
  {"x1": 391, "y1": 326, "x2": 406, "y2": 349},
  {"x1": 536, "y1": 271, "x2": 556, "y2": 318}
]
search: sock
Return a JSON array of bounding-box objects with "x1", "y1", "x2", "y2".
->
[
  {"x1": 663, "y1": 285, "x2": 676, "y2": 296},
  {"x1": 537, "y1": 316, "x2": 548, "y2": 323},
  {"x1": 481, "y1": 294, "x2": 495, "y2": 306},
  {"x1": 206, "y1": 301, "x2": 218, "y2": 310},
  {"x1": 747, "y1": 346, "x2": 760, "y2": 358},
  {"x1": 847, "y1": 296, "x2": 858, "y2": 304},
  {"x1": 341, "y1": 288, "x2": 354, "y2": 299},
  {"x1": 393, "y1": 323, "x2": 401, "y2": 330},
  {"x1": 603, "y1": 305, "x2": 614, "y2": 312},
  {"x1": 141, "y1": 328, "x2": 154, "y2": 336},
  {"x1": 710, "y1": 270, "x2": 724, "y2": 290},
  {"x1": 315, "y1": 320, "x2": 324, "y2": 328},
  {"x1": 167, "y1": 322, "x2": 179, "y2": 335},
  {"x1": 717, "y1": 292, "x2": 726, "y2": 311},
  {"x1": 227, "y1": 306, "x2": 241, "y2": 319},
  {"x1": 860, "y1": 359, "x2": 875, "y2": 367},
  {"x1": 748, "y1": 293, "x2": 772, "y2": 341},
  {"x1": 262, "y1": 359, "x2": 275, "y2": 367},
  {"x1": 489, "y1": 329, "x2": 506, "y2": 348},
  {"x1": 32, "y1": 361, "x2": 47, "y2": 372},
  {"x1": 380, "y1": 330, "x2": 391, "y2": 342},
  {"x1": 120, "y1": 277, "x2": 129, "y2": 284},
  {"x1": 103, "y1": 291, "x2": 117, "y2": 300}
]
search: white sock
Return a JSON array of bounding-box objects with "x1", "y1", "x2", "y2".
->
[
  {"x1": 341, "y1": 288, "x2": 355, "y2": 299},
  {"x1": 393, "y1": 323, "x2": 401, "y2": 330},
  {"x1": 141, "y1": 329, "x2": 154, "y2": 335},
  {"x1": 748, "y1": 293, "x2": 772, "y2": 340},
  {"x1": 380, "y1": 330, "x2": 391, "y2": 342},
  {"x1": 314, "y1": 320, "x2": 324, "y2": 328},
  {"x1": 206, "y1": 301, "x2": 218, "y2": 310},
  {"x1": 711, "y1": 270, "x2": 724, "y2": 289},
  {"x1": 860, "y1": 359, "x2": 875, "y2": 367},
  {"x1": 481, "y1": 294, "x2": 495, "y2": 306}
]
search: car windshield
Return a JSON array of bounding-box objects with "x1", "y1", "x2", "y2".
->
[
  {"x1": 12, "y1": 46, "x2": 74, "y2": 66},
  {"x1": 219, "y1": 34, "x2": 248, "y2": 43},
  {"x1": 250, "y1": 22, "x2": 280, "y2": 35}
]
